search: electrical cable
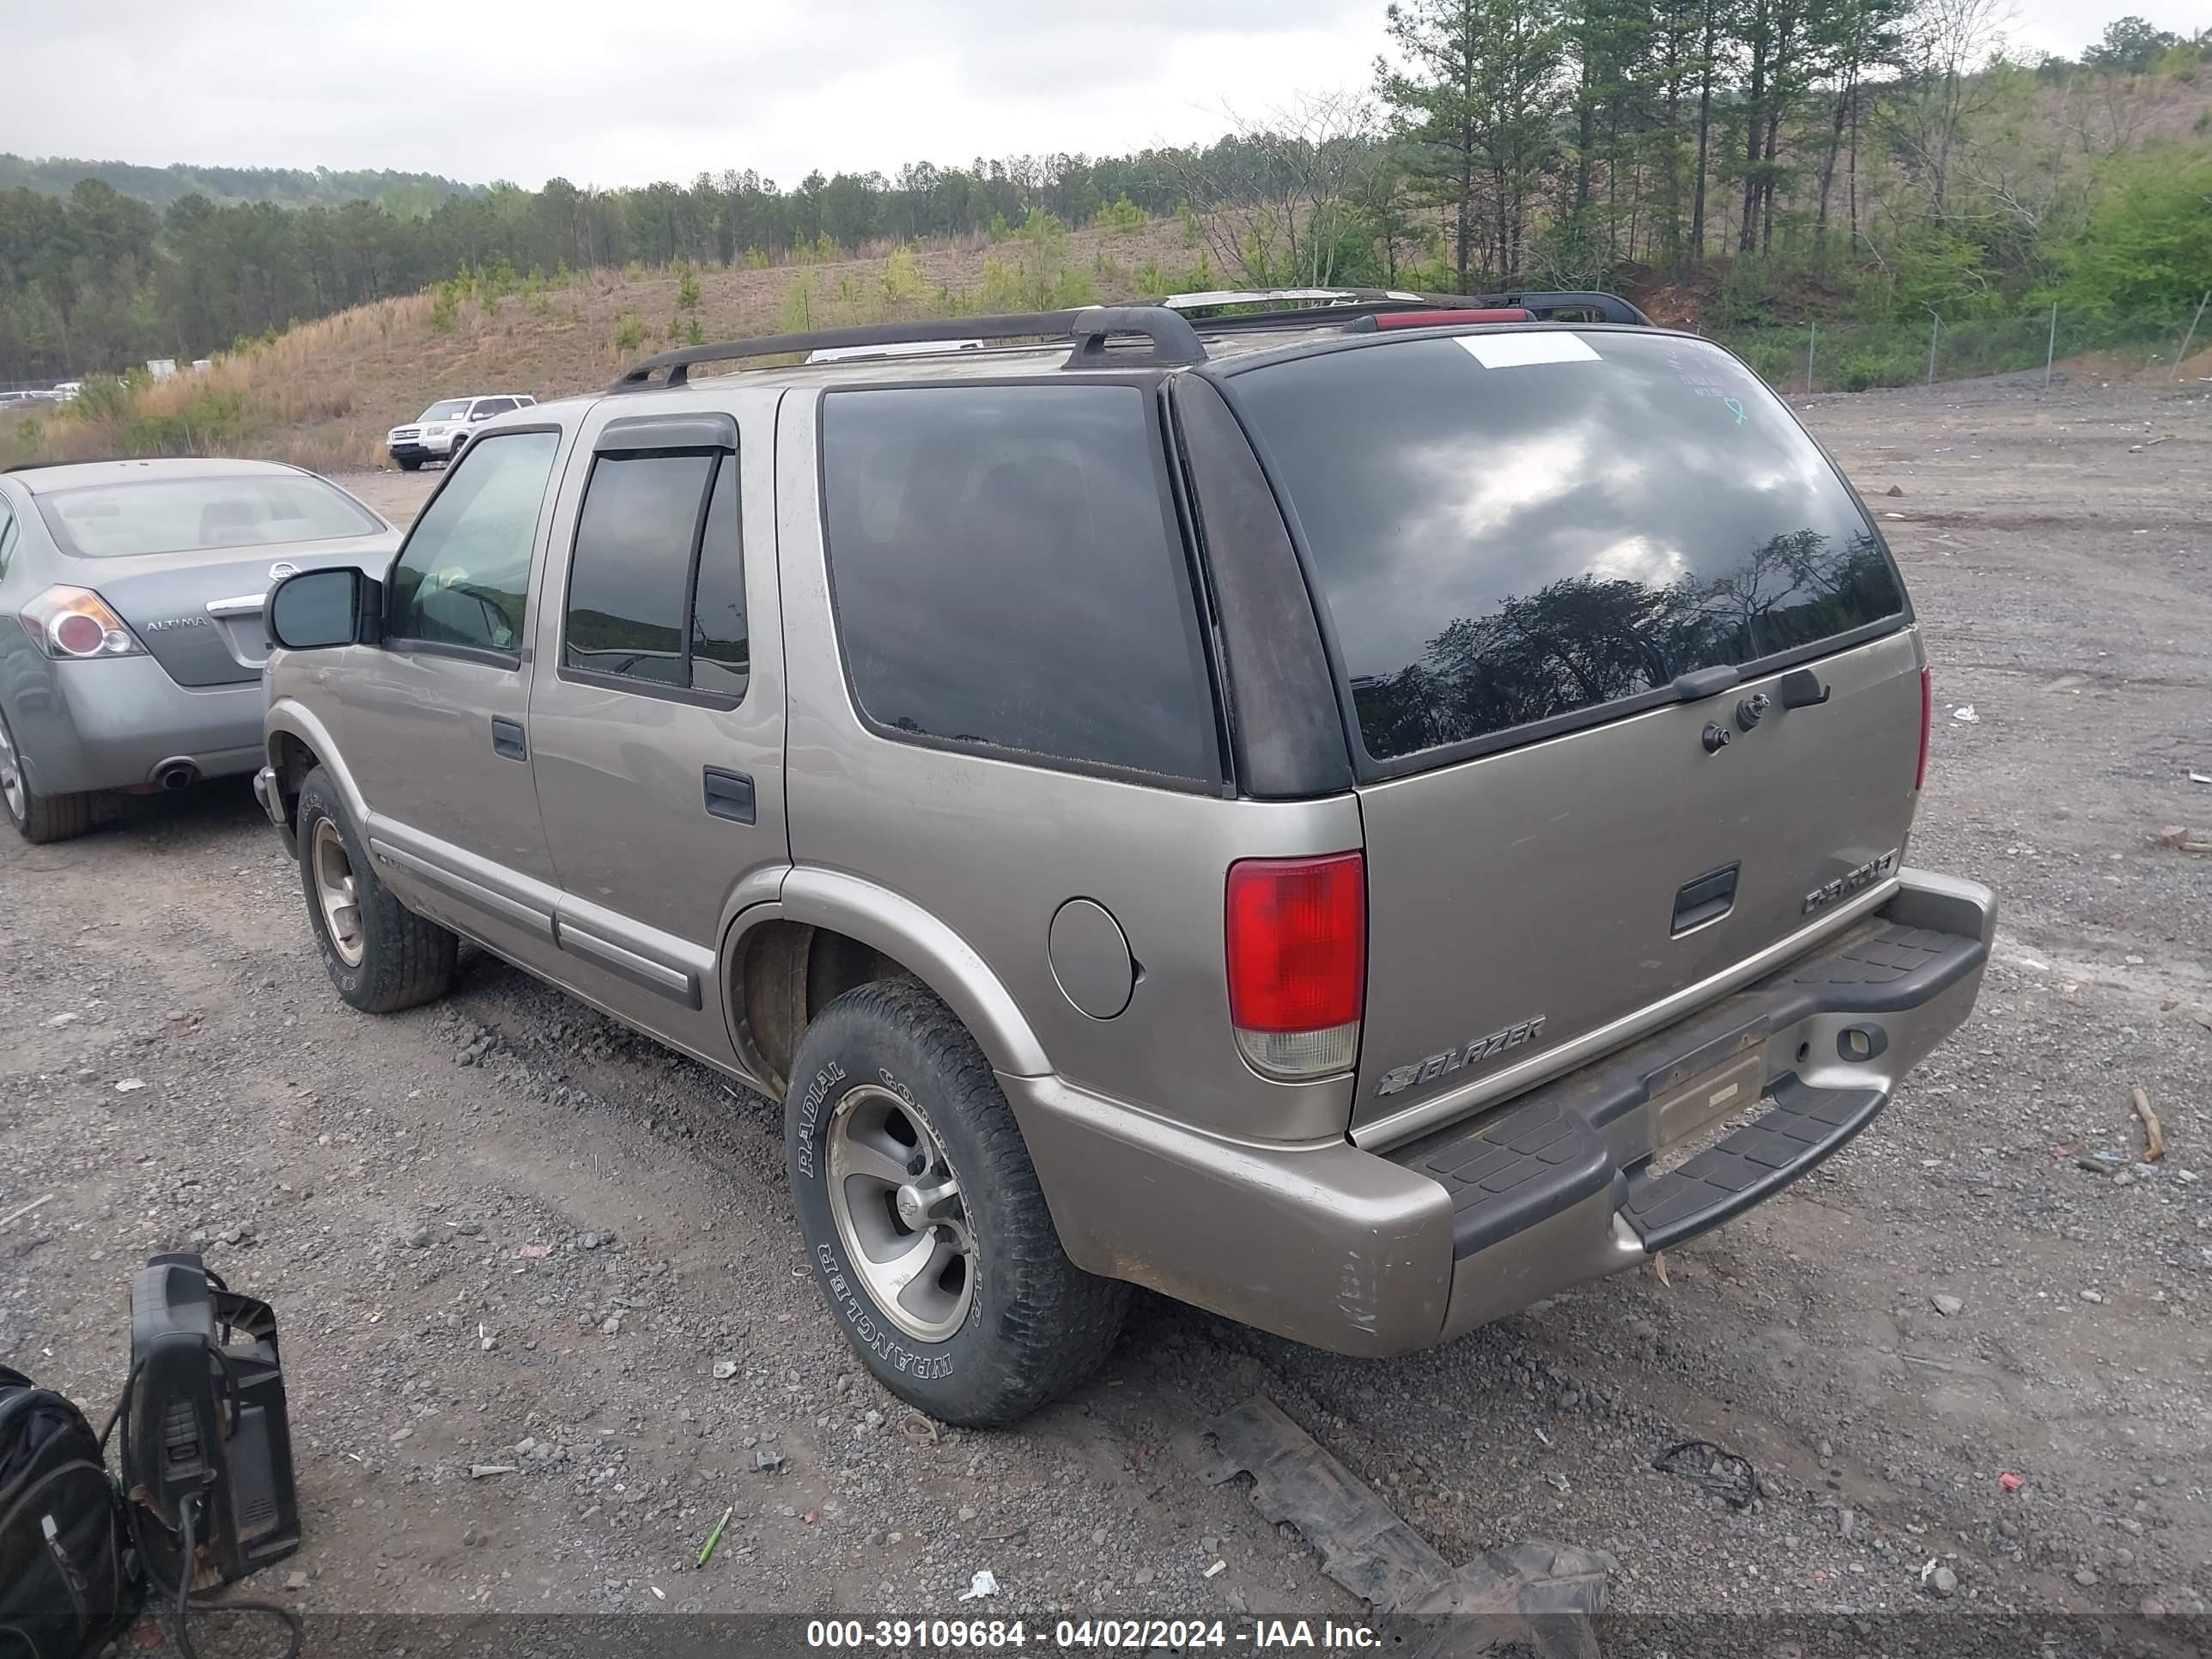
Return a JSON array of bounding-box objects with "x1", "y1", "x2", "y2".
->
[
  {"x1": 109, "y1": 1372, "x2": 304, "y2": 1659},
  {"x1": 95, "y1": 1358, "x2": 141, "y2": 1452}
]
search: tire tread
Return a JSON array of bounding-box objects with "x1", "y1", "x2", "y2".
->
[
  {"x1": 15, "y1": 783, "x2": 93, "y2": 844},
  {"x1": 794, "y1": 978, "x2": 1127, "y2": 1425},
  {"x1": 297, "y1": 767, "x2": 456, "y2": 1013}
]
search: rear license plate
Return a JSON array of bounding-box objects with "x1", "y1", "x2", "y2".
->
[{"x1": 1648, "y1": 1048, "x2": 1768, "y2": 1175}]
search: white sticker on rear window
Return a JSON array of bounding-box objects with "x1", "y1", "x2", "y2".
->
[{"x1": 1456, "y1": 332, "x2": 1601, "y2": 368}]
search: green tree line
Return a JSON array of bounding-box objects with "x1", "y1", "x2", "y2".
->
[
  {"x1": 1360, "y1": 3, "x2": 2208, "y2": 319},
  {"x1": 2, "y1": 9, "x2": 2204, "y2": 386},
  {"x1": 0, "y1": 154, "x2": 479, "y2": 211},
  {"x1": 0, "y1": 139, "x2": 1310, "y2": 381}
]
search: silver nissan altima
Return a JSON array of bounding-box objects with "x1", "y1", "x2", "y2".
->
[{"x1": 0, "y1": 459, "x2": 400, "y2": 842}]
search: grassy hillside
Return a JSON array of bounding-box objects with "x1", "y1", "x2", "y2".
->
[
  {"x1": 0, "y1": 215, "x2": 1208, "y2": 472},
  {"x1": 0, "y1": 154, "x2": 480, "y2": 212}
]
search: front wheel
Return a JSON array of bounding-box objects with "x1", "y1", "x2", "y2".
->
[
  {"x1": 295, "y1": 766, "x2": 456, "y2": 1012},
  {"x1": 0, "y1": 707, "x2": 92, "y2": 844},
  {"x1": 788, "y1": 978, "x2": 1127, "y2": 1426}
]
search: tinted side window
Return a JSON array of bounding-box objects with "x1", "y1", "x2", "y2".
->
[
  {"x1": 561, "y1": 448, "x2": 746, "y2": 700},
  {"x1": 563, "y1": 452, "x2": 714, "y2": 686},
  {"x1": 820, "y1": 385, "x2": 1214, "y2": 785},
  {"x1": 471, "y1": 398, "x2": 517, "y2": 418},
  {"x1": 689, "y1": 459, "x2": 748, "y2": 696},
  {"x1": 0, "y1": 497, "x2": 16, "y2": 579},
  {"x1": 389, "y1": 429, "x2": 560, "y2": 653}
]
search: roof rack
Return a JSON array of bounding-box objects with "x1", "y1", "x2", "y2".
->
[
  {"x1": 604, "y1": 289, "x2": 1651, "y2": 392},
  {"x1": 1158, "y1": 288, "x2": 1651, "y2": 331},
  {"x1": 608, "y1": 306, "x2": 1206, "y2": 392},
  {"x1": 1158, "y1": 288, "x2": 1431, "y2": 310},
  {"x1": 1490, "y1": 290, "x2": 1651, "y2": 324}
]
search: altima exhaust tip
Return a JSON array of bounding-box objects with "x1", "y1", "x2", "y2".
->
[{"x1": 153, "y1": 759, "x2": 200, "y2": 792}]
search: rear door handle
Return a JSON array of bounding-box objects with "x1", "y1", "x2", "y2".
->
[
  {"x1": 490, "y1": 717, "x2": 527, "y2": 762},
  {"x1": 1671, "y1": 862, "x2": 1741, "y2": 936},
  {"x1": 702, "y1": 768, "x2": 755, "y2": 824},
  {"x1": 1778, "y1": 668, "x2": 1831, "y2": 709}
]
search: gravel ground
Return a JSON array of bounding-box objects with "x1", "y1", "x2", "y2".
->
[{"x1": 3, "y1": 370, "x2": 2207, "y2": 1642}]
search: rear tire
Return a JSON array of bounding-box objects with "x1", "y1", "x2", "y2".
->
[
  {"x1": 787, "y1": 978, "x2": 1127, "y2": 1426},
  {"x1": 295, "y1": 765, "x2": 456, "y2": 1013},
  {"x1": 0, "y1": 707, "x2": 93, "y2": 844}
]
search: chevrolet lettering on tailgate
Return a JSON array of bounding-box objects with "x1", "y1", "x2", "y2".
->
[
  {"x1": 1376, "y1": 1015, "x2": 1549, "y2": 1098},
  {"x1": 1802, "y1": 849, "x2": 1899, "y2": 915}
]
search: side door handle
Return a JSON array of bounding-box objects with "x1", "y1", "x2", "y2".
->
[
  {"x1": 702, "y1": 767, "x2": 755, "y2": 824},
  {"x1": 490, "y1": 717, "x2": 527, "y2": 762}
]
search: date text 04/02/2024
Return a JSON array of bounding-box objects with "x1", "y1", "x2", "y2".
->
[{"x1": 803, "y1": 1618, "x2": 1383, "y2": 1650}]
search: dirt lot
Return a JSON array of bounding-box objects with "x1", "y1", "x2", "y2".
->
[{"x1": 3, "y1": 369, "x2": 2209, "y2": 1642}]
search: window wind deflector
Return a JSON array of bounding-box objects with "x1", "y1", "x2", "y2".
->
[{"x1": 595, "y1": 413, "x2": 738, "y2": 453}]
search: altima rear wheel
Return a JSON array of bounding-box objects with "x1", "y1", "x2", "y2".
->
[
  {"x1": 0, "y1": 708, "x2": 92, "y2": 844},
  {"x1": 0, "y1": 713, "x2": 21, "y2": 820}
]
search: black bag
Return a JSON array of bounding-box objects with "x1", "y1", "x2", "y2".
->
[{"x1": 0, "y1": 1364, "x2": 143, "y2": 1659}]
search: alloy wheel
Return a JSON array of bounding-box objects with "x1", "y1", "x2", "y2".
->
[
  {"x1": 311, "y1": 817, "x2": 366, "y2": 967},
  {"x1": 825, "y1": 1084, "x2": 975, "y2": 1341}
]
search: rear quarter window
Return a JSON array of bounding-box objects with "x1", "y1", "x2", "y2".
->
[
  {"x1": 819, "y1": 383, "x2": 1218, "y2": 787},
  {"x1": 1230, "y1": 330, "x2": 1905, "y2": 766}
]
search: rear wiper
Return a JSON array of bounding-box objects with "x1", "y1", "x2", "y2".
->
[
  {"x1": 1671, "y1": 665, "x2": 1740, "y2": 702},
  {"x1": 1673, "y1": 663, "x2": 1831, "y2": 708}
]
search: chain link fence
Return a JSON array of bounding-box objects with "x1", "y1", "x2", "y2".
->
[{"x1": 1711, "y1": 296, "x2": 2211, "y2": 395}]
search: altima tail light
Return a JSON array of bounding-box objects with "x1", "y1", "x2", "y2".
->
[
  {"x1": 1225, "y1": 852, "x2": 1365, "y2": 1080},
  {"x1": 20, "y1": 586, "x2": 146, "y2": 659}
]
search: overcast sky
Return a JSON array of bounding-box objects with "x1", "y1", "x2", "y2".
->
[{"x1": 1, "y1": 0, "x2": 2195, "y2": 191}]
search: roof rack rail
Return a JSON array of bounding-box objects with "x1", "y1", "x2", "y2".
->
[
  {"x1": 1489, "y1": 290, "x2": 1650, "y2": 325},
  {"x1": 1158, "y1": 288, "x2": 1431, "y2": 311},
  {"x1": 1150, "y1": 287, "x2": 1651, "y2": 332},
  {"x1": 608, "y1": 306, "x2": 1206, "y2": 392}
]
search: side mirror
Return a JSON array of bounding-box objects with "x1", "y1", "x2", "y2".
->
[{"x1": 268, "y1": 567, "x2": 381, "y2": 651}]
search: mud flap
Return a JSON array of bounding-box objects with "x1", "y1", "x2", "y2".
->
[{"x1": 1200, "y1": 1396, "x2": 1612, "y2": 1659}]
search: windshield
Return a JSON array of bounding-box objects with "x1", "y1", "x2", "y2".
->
[
  {"x1": 37, "y1": 475, "x2": 383, "y2": 559},
  {"x1": 1231, "y1": 330, "x2": 1905, "y2": 764},
  {"x1": 419, "y1": 400, "x2": 472, "y2": 422}
]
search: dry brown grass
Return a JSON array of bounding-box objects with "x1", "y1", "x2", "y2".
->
[{"x1": 9, "y1": 218, "x2": 1206, "y2": 474}]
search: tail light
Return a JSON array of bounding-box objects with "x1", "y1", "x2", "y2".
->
[
  {"x1": 20, "y1": 586, "x2": 146, "y2": 660},
  {"x1": 1225, "y1": 852, "x2": 1365, "y2": 1080},
  {"x1": 1915, "y1": 664, "x2": 1931, "y2": 792}
]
